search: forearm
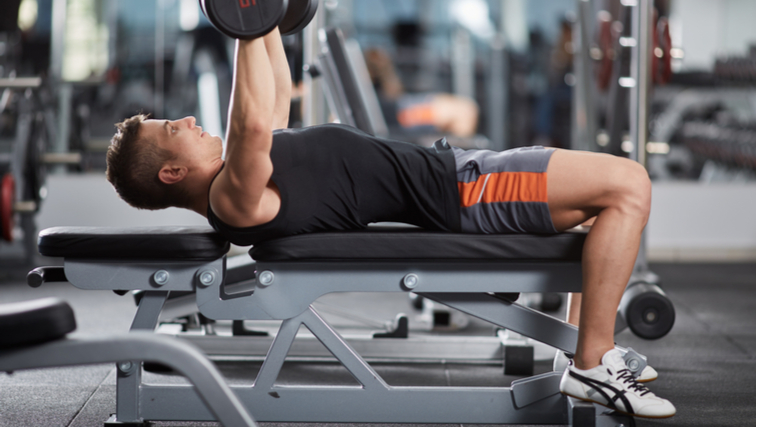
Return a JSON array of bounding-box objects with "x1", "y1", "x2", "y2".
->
[
  {"x1": 220, "y1": 38, "x2": 275, "y2": 209},
  {"x1": 262, "y1": 28, "x2": 292, "y2": 129},
  {"x1": 227, "y1": 38, "x2": 274, "y2": 146}
]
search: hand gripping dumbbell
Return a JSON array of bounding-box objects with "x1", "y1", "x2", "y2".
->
[{"x1": 200, "y1": 0, "x2": 319, "y2": 40}]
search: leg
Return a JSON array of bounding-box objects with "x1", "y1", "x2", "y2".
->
[
  {"x1": 431, "y1": 94, "x2": 479, "y2": 137},
  {"x1": 546, "y1": 149, "x2": 651, "y2": 370},
  {"x1": 566, "y1": 293, "x2": 581, "y2": 325},
  {"x1": 545, "y1": 149, "x2": 673, "y2": 418},
  {"x1": 566, "y1": 220, "x2": 594, "y2": 325}
]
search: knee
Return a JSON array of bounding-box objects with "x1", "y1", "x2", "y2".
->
[{"x1": 611, "y1": 160, "x2": 651, "y2": 225}]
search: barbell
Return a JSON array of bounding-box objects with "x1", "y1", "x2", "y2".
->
[{"x1": 200, "y1": 0, "x2": 318, "y2": 40}]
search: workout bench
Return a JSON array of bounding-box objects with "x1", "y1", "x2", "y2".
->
[{"x1": 28, "y1": 225, "x2": 645, "y2": 426}]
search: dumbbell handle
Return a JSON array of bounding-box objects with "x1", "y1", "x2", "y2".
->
[
  {"x1": 42, "y1": 152, "x2": 82, "y2": 165},
  {"x1": 27, "y1": 266, "x2": 68, "y2": 288},
  {"x1": 14, "y1": 200, "x2": 36, "y2": 213},
  {"x1": 0, "y1": 152, "x2": 82, "y2": 165},
  {"x1": 0, "y1": 77, "x2": 42, "y2": 89}
]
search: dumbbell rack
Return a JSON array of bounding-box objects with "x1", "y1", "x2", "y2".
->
[
  {"x1": 0, "y1": 77, "x2": 46, "y2": 263},
  {"x1": 0, "y1": 76, "x2": 85, "y2": 264}
]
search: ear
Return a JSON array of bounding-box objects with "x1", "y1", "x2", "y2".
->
[{"x1": 158, "y1": 164, "x2": 188, "y2": 185}]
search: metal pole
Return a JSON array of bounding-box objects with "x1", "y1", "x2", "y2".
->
[
  {"x1": 629, "y1": 0, "x2": 653, "y2": 276},
  {"x1": 155, "y1": 0, "x2": 166, "y2": 118},
  {"x1": 451, "y1": 27, "x2": 474, "y2": 100},
  {"x1": 51, "y1": 0, "x2": 69, "y2": 172},
  {"x1": 303, "y1": 0, "x2": 327, "y2": 126},
  {"x1": 50, "y1": 0, "x2": 67, "y2": 82},
  {"x1": 629, "y1": 0, "x2": 652, "y2": 167},
  {"x1": 488, "y1": 35, "x2": 507, "y2": 151},
  {"x1": 572, "y1": 0, "x2": 597, "y2": 152}
]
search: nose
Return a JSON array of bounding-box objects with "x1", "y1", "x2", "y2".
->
[{"x1": 177, "y1": 116, "x2": 195, "y2": 128}]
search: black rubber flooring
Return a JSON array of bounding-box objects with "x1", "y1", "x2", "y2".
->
[{"x1": 0, "y1": 262, "x2": 755, "y2": 427}]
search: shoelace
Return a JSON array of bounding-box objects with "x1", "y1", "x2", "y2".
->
[{"x1": 616, "y1": 369, "x2": 651, "y2": 396}]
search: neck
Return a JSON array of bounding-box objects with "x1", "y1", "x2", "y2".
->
[{"x1": 186, "y1": 160, "x2": 224, "y2": 218}]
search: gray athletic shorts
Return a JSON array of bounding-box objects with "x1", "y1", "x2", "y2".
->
[{"x1": 453, "y1": 145, "x2": 558, "y2": 234}]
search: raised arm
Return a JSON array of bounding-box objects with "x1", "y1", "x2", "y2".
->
[
  {"x1": 262, "y1": 27, "x2": 292, "y2": 129},
  {"x1": 210, "y1": 37, "x2": 276, "y2": 227}
]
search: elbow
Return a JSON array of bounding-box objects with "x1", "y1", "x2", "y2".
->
[
  {"x1": 232, "y1": 118, "x2": 271, "y2": 137},
  {"x1": 226, "y1": 119, "x2": 273, "y2": 157},
  {"x1": 245, "y1": 118, "x2": 271, "y2": 135}
]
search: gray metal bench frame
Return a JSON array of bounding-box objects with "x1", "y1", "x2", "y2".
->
[
  {"x1": 57, "y1": 253, "x2": 632, "y2": 427},
  {"x1": 0, "y1": 328, "x2": 256, "y2": 427}
]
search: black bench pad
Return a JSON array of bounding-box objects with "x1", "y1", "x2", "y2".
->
[
  {"x1": 250, "y1": 227, "x2": 587, "y2": 262},
  {"x1": 38, "y1": 226, "x2": 230, "y2": 261},
  {"x1": 37, "y1": 226, "x2": 587, "y2": 262},
  {"x1": 0, "y1": 298, "x2": 76, "y2": 349}
]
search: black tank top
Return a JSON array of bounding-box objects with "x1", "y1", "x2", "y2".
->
[{"x1": 207, "y1": 124, "x2": 461, "y2": 246}]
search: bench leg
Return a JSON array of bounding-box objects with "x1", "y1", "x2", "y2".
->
[{"x1": 116, "y1": 291, "x2": 169, "y2": 422}]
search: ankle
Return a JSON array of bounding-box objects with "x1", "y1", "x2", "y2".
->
[
  {"x1": 572, "y1": 347, "x2": 612, "y2": 370},
  {"x1": 572, "y1": 358, "x2": 599, "y2": 370}
]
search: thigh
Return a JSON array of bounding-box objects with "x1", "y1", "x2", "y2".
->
[
  {"x1": 455, "y1": 145, "x2": 557, "y2": 234},
  {"x1": 546, "y1": 148, "x2": 639, "y2": 231}
]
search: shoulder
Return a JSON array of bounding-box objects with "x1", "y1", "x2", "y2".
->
[{"x1": 208, "y1": 159, "x2": 278, "y2": 228}]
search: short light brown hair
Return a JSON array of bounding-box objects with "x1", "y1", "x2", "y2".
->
[{"x1": 106, "y1": 114, "x2": 188, "y2": 210}]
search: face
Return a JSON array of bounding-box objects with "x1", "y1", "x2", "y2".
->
[{"x1": 141, "y1": 116, "x2": 223, "y2": 165}]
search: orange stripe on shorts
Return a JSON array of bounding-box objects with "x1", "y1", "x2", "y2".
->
[
  {"x1": 397, "y1": 104, "x2": 435, "y2": 127},
  {"x1": 458, "y1": 172, "x2": 548, "y2": 208}
]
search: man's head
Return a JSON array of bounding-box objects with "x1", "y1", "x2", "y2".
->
[{"x1": 106, "y1": 114, "x2": 223, "y2": 210}]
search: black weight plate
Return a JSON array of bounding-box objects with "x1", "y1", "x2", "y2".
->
[
  {"x1": 280, "y1": 0, "x2": 318, "y2": 36},
  {"x1": 202, "y1": 0, "x2": 287, "y2": 40},
  {"x1": 23, "y1": 113, "x2": 46, "y2": 211},
  {"x1": 626, "y1": 291, "x2": 675, "y2": 340}
]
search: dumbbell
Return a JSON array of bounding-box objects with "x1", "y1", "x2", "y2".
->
[
  {"x1": 0, "y1": 151, "x2": 82, "y2": 212},
  {"x1": 1, "y1": 173, "x2": 37, "y2": 243},
  {"x1": 652, "y1": 16, "x2": 672, "y2": 85},
  {"x1": 200, "y1": 0, "x2": 318, "y2": 40},
  {"x1": 618, "y1": 281, "x2": 676, "y2": 340}
]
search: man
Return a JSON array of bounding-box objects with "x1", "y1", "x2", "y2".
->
[{"x1": 106, "y1": 29, "x2": 674, "y2": 419}]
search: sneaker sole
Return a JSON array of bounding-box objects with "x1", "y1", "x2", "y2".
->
[
  {"x1": 560, "y1": 391, "x2": 676, "y2": 419},
  {"x1": 561, "y1": 372, "x2": 656, "y2": 383}
]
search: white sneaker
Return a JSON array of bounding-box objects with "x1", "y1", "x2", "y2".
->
[
  {"x1": 559, "y1": 349, "x2": 676, "y2": 418},
  {"x1": 553, "y1": 348, "x2": 658, "y2": 382}
]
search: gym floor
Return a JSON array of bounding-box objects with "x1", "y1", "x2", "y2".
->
[{"x1": 0, "y1": 261, "x2": 755, "y2": 427}]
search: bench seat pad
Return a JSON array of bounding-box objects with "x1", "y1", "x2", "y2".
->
[
  {"x1": 250, "y1": 227, "x2": 587, "y2": 262},
  {"x1": 38, "y1": 226, "x2": 230, "y2": 261},
  {"x1": 37, "y1": 226, "x2": 587, "y2": 262}
]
